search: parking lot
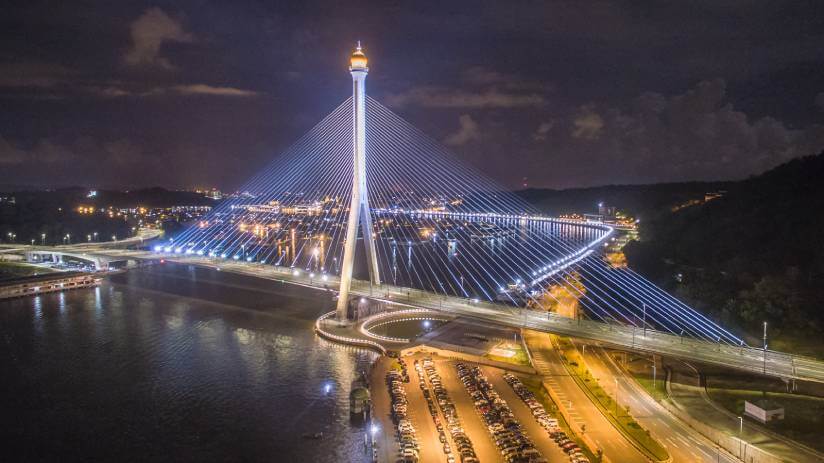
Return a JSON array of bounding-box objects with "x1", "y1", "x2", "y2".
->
[
  {"x1": 482, "y1": 367, "x2": 575, "y2": 462},
  {"x1": 372, "y1": 352, "x2": 594, "y2": 463}
]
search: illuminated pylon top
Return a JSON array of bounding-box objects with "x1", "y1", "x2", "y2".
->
[{"x1": 350, "y1": 41, "x2": 368, "y2": 71}]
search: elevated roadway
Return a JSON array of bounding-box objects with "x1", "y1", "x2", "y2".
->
[{"x1": 18, "y1": 246, "x2": 824, "y2": 384}]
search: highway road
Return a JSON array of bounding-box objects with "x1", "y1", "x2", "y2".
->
[
  {"x1": 523, "y1": 330, "x2": 647, "y2": 463},
  {"x1": 22, "y1": 246, "x2": 824, "y2": 384},
  {"x1": 667, "y1": 363, "x2": 824, "y2": 463},
  {"x1": 576, "y1": 343, "x2": 737, "y2": 463}
]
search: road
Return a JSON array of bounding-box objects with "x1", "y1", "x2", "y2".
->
[
  {"x1": 576, "y1": 343, "x2": 737, "y2": 462},
  {"x1": 668, "y1": 363, "x2": 823, "y2": 463},
  {"x1": 21, "y1": 246, "x2": 824, "y2": 384},
  {"x1": 523, "y1": 330, "x2": 647, "y2": 463}
]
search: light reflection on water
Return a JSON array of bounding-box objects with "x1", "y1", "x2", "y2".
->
[{"x1": 0, "y1": 263, "x2": 378, "y2": 462}]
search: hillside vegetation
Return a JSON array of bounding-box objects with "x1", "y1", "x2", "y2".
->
[{"x1": 624, "y1": 153, "x2": 824, "y2": 353}]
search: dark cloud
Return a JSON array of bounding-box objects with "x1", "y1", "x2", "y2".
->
[
  {"x1": 123, "y1": 7, "x2": 194, "y2": 69},
  {"x1": 386, "y1": 87, "x2": 545, "y2": 109},
  {"x1": 0, "y1": 62, "x2": 75, "y2": 88},
  {"x1": 551, "y1": 79, "x2": 824, "y2": 183},
  {"x1": 0, "y1": 136, "x2": 78, "y2": 165},
  {"x1": 571, "y1": 105, "x2": 604, "y2": 140},
  {"x1": 532, "y1": 121, "x2": 555, "y2": 142},
  {"x1": 142, "y1": 84, "x2": 261, "y2": 97},
  {"x1": 444, "y1": 114, "x2": 480, "y2": 146},
  {"x1": 0, "y1": 1, "x2": 822, "y2": 189}
]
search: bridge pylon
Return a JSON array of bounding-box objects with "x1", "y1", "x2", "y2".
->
[{"x1": 337, "y1": 42, "x2": 380, "y2": 322}]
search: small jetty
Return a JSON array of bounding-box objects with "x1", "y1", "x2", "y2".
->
[
  {"x1": 350, "y1": 371, "x2": 371, "y2": 419},
  {"x1": 0, "y1": 272, "x2": 101, "y2": 300}
]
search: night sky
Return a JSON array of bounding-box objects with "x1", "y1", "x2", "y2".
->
[{"x1": 2, "y1": 1, "x2": 823, "y2": 190}]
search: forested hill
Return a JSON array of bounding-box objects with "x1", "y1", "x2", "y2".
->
[
  {"x1": 624, "y1": 152, "x2": 824, "y2": 351},
  {"x1": 518, "y1": 182, "x2": 730, "y2": 220}
]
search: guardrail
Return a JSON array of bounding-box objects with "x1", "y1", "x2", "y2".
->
[
  {"x1": 67, "y1": 249, "x2": 824, "y2": 383},
  {"x1": 314, "y1": 311, "x2": 387, "y2": 354}
]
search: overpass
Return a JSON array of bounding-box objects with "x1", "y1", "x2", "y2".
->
[
  {"x1": 84, "y1": 248, "x2": 824, "y2": 384},
  {"x1": 0, "y1": 228, "x2": 163, "y2": 270}
]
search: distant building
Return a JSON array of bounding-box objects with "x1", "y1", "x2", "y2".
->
[
  {"x1": 744, "y1": 399, "x2": 784, "y2": 423},
  {"x1": 598, "y1": 202, "x2": 617, "y2": 217},
  {"x1": 704, "y1": 190, "x2": 726, "y2": 202}
]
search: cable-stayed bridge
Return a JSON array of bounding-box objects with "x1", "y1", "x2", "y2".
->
[{"x1": 61, "y1": 45, "x2": 824, "y2": 383}]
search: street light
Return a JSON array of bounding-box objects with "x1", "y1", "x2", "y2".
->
[
  {"x1": 642, "y1": 303, "x2": 647, "y2": 337},
  {"x1": 41, "y1": 233, "x2": 46, "y2": 245},
  {"x1": 369, "y1": 422, "x2": 379, "y2": 447},
  {"x1": 763, "y1": 321, "x2": 768, "y2": 374},
  {"x1": 738, "y1": 416, "x2": 744, "y2": 457}
]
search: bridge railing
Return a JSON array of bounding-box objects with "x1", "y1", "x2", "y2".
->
[{"x1": 72, "y1": 249, "x2": 824, "y2": 382}]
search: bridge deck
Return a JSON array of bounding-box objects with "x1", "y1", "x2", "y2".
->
[{"x1": 30, "y1": 248, "x2": 824, "y2": 384}]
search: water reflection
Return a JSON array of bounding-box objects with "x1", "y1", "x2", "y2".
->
[{"x1": 0, "y1": 263, "x2": 378, "y2": 462}]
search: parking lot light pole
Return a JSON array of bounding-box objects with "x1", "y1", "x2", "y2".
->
[
  {"x1": 642, "y1": 303, "x2": 647, "y2": 337},
  {"x1": 763, "y1": 321, "x2": 768, "y2": 374},
  {"x1": 738, "y1": 416, "x2": 744, "y2": 457}
]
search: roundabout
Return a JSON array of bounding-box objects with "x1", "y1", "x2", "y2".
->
[{"x1": 315, "y1": 308, "x2": 455, "y2": 352}]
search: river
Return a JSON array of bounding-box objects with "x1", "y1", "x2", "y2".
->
[{"x1": 0, "y1": 263, "x2": 378, "y2": 462}]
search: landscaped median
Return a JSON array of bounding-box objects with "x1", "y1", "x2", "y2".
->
[{"x1": 552, "y1": 335, "x2": 671, "y2": 462}]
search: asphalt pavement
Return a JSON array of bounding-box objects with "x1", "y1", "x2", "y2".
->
[
  {"x1": 524, "y1": 330, "x2": 648, "y2": 463},
  {"x1": 577, "y1": 343, "x2": 737, "y2": 462}
]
